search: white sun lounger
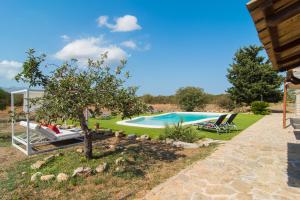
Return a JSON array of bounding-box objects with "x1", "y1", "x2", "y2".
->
[{"x1": 19, "y1": 121, "x2": 83, "y2": 141}]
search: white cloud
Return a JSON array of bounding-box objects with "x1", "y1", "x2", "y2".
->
[
  {"x1": 60, "y1": 34, "x2": 70, "y2": 41},
  {"x1": 0, "y1": 60, "x2": 22, "y2": 79},
  {"x1": 97, "y1": 15, "x2": 142, "y2": 32},
  {"x1": 121, "y1": 40, "x2": 137, "y2": 49},
  {"x1": 54, "y1": 37, "x2": 127, "y2": 65},
  {"x1": 121, "y1": 40, "x2": 151, "y2": 51}
]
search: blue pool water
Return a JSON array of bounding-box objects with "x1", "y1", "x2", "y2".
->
[{"x1": 124, "y1": 112, "x2": 220, "y2": 127}]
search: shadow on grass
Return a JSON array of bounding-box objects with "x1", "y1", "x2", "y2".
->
[
  {"x1": 93, "y1": 138, "x2": 185, "y2": 162},
  {"x1": 0, "y1": 134, "x2": 11, "y2": 147}
]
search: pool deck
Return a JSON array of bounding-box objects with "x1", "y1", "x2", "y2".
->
[{"x1": 144, "y1": 113, "x2": 300, "y2": 199}]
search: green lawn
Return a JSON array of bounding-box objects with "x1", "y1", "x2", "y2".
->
[{"x1": 86, "y1": 113, "x2": 264, "y2": 141}]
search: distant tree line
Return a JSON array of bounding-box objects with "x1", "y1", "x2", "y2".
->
[
  {"x1": 140, "y1": 45, "x2": 284, "y2": 111},
  {"x1": 140, "y1": 87, "x2": 235, "y2": 112},
  {"x1": 0, "y1": 88, "x2": 23, "y2": 111},
  {"x1": 140, "y1": 94, "x2": 177, "y2": 104}
]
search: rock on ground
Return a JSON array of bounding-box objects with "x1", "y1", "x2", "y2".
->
[
  {"x1": 31, "y1": 160, "x2": 46, "y2": 169},
  {"x1": 55, "y1": 152, "x2": 64, "y2": 157},
  {"x1": 56, "y1": 173, "x2": 69, "y2": 182},
  {"x1": 40, "y1": 174, "x2": 55, "y2": 181},
  {"x1": 165, "y1": 138, "x2": 174, "y2": 144},
  {"x1": 115, "y1": 166, "x2": 125, "y2": 172},
  {"x1": 140, "y1": 134, "x2": 150, "y2": 141},
  {"x1": 115, "y1": 131, "x2": 125, "y2": 138},
  {"x1": 95, "y1": 163, "x2": 108, "y2": 173},
  {"x1": 76, "y1": 148, "x2": 84, "y2": 153},
  {"x1": 43, "y1": 155, "x2": 55, "y2": 162},
  {"x1": 31, "y1": 172, "x2": 42, "y2": 182},
  {"x1": 172, "y1": 141, "x2": 200, "y2": 149},
  {"x1": 127, "y1": 134, "x2": 136, "y2": 140},
  {"x1": 72, "y1": 167, "x2": 92, "y2": 177},
  {"x1": 115, "y1": 157, "x2": 126, "y2": 165}
]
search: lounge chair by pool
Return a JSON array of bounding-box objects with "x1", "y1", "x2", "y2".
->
[{"x1": 198, "y1": 114, "x2": 228, "y2": 133}]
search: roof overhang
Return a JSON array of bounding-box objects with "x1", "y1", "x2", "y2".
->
[{"x1": 247, "y1": 0, "x2": 300, "y2": 72}]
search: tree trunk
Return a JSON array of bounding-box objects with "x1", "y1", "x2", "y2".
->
[
  {"x1": 84, "y1": 132, "x2": 93, "y2": 159},
  {"x1": 79, "y1": 113, "x2": 93, "y2": 159}
]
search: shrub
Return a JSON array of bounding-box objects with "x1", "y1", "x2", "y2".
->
[
  {"x1": 175, "y1": 87, "x2": 207, "y2": 111},
  {"x1": 159, "y1": 121, "x2": 203, "y2": 143},
  {"x1": 250, "y1": 101, "x2": 270, "y2": 115},
  {"x1": 215, "y1": 95, "x2": 235, "y2": 111}
]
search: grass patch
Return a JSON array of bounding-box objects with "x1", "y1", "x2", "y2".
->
[
  {"x1": 0, "y1": 134, "x2": 11, "y2": 147},
  {"x1": 0, "y1": 139, "x2": 217, "y2": 199},
  {"x1": 197, "y1": 113, "x2": 264, "y2": 140},
  {"x1": 88, "y1": 113, "x2": 264, "y2": 140}
]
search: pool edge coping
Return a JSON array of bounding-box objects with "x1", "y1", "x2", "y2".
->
[{"x1": 116, "y1": 112, "x2": 227, "y2": 129}]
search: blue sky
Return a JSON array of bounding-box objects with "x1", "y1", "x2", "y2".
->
[{"x1": 0, "y1": 0, "x2": 261, "y2": 95}]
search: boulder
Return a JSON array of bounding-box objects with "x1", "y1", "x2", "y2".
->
[
  {"x1": 43, "y1": 155, "x2": 55, "y2": 162},
  {"x1": 115, "y1": 157, "x2": 126, "y2": 165},
  {"x1": 55, "y1": 152, "x2": 64, "y2": 157},
  {"x1": 140, "y1": 134, "x2": 150, "y2": 141},
  {"x1": 72, "y1": 167, "x2": 92, "y2": 177},
  {"x1": 127, "y1": 134, "x2": 136, "y2": 140},
  {"x1": 95, "y1": 163, "x2": 108, "y2": 173},
  {"x1": 40, "y1": 174, "x2": 55, "y2": 181},
  {"x1": 172, "y1": 141, "x2": 200, "y2": 149},
  {"x1": 115, "y1": 131, "x2": 125, "y2": 138},
  {"x1": 76, "y1": 148, "x2": 84, "y2": 153},
  {"x1": 31, "y1": 172, "x2": 42, "y2": 182},
  {"x1": 165, "y1": 138, "x2": 174, "y2": 144},
  {"x1": 115, "y1": 166, "x2": 125, "y2": 172},
  {"x1": 31, "y1": 160, "x2": 46, "y2": 169},
  {"x1": 56, "y1": 173, "x2": 69, "y2": 182},
  {"x1": 196, "y1": 138, "x2": 224, "y2": 147}
]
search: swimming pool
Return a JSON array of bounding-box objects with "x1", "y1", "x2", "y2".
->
[{"x1": 117, "y1": 112, "x2": 223, "y2": 128}]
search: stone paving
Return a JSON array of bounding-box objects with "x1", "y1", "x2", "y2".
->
[{"x1": 144, "y1": 114, "x2": 300, "y2": 200}]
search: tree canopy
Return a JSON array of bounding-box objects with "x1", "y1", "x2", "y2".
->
[
  {"x1": 175, "y1": 87, "x2": 207, "y2": 111},
  {"x1": 15, "y1": 49, "x2": 48, "y2": 87},
  {"x1": 227, "y1": 45, "x2": 283, "y2": 105},
  {"x1": 16, "y1": 50, "x2": 147, "y2": 159}
]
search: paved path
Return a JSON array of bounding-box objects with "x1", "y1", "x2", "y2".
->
[{"x1": 144, "y1": 114, "x2": 300, "y2": 199}]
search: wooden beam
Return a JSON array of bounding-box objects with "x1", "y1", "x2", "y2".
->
[
  {"x1": 266, "y1": 1, "x2": 300, "y2": 27},
  {"x1": 278, "y1": 53, "x2": 300, "y2": 65},
  {"x1": 279, "y1": 60, "x2": 300, "y2": 72},
  {"x1": 274, "y1": 38, "x2": 300, "y2": 53},
  {"x1": 283, "y1": 79, "x2": 287, "y2": 128}
]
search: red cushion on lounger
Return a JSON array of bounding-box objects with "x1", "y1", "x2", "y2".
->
[
  {"x1": 206, "y1": 123, "x2": 214, "y2": 127},
  {"x1": 47, "y1": 125, "x2": 60, "y2": 134}
]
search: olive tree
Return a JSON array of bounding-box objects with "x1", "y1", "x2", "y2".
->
[
  {"x1": 16, "y1": 50, "x2": 147, "y2": 159},
  {"x1": 175, "y1": 87, "x2": 207, "y2": 111}
]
